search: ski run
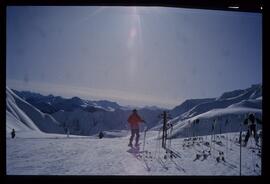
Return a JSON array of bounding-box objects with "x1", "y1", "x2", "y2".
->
[{"x1": 6, "y1": 130, "x2": 261, "y2": 175}]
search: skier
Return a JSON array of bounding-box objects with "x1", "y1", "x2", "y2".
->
[
  {"x1": 11, "y1": 129, "x2": 16, "y2": 139},
  {"x1": 98, "y1": 131, "x2": 104, "y2": 139},
  {"x1": 243, "y1": 113, "x2": 262, "y2": 146},
  {"x1": 127, "y1": 109, "x2": 145, "y2": 147}
]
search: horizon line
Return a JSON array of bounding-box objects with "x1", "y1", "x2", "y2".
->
[{"x1": 6, "y1": 79, "x2": 179, "y2": 109}]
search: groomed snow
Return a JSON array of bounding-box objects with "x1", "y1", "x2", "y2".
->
[{"x1": 6, "y1": 130, "x2": 261, "y2": 175}]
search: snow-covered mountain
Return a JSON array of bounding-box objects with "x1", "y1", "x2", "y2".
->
[
  {"x1": 170, "y1": 98, "x2": 215, "y2": 118},
  {"x1": 6, "y1": 87, "x2": 64, "y2": 135},
  {"x1": 8, "y1": 84, "x2": 262, "y2": 137},
  {"x1": 6, "y1": 88, "x2": 41, "y2": 133},
  {"x1": 158, "y1": 84, "x2": 262, "y2": 138},
  {"x1": 13, "y1": 90, "x2": 122, "y2": 113},
  {"x1": 51, "y1": 109, "x2": 128, "y2": 135},
  {"x1": 142, "y1": 105, "x2": 168, "y2": 111},
  {"x1": 11, "y1": 89, "x2": 165, "y2": 135},
  {"x1": 51, "y1": 108, "x2": 163, "y2": 136},
  {"x1": 179, "y1": 84, "x2": 262, "y2": 120},
  {"x1": 169, "y1": 106, "x2": 262, "y2": 139},
  {"x1": 91, "y1": 100, "x2": 122, "y2": 111}
]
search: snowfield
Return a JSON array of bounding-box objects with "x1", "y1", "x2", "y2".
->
[
  {"x1": 6, "y1": 130, "x2": 261, "y2": 175},
  {"x1": 6, "y1": 85, "x2": 262, "y2": 175}
]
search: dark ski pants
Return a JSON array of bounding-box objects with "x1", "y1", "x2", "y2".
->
[
  {"x1": 244, "y1": 125, "x2": 258, "y2": 143},
  {"x1": 129, "y1": 129, "x2": 140, "y2": 145}
]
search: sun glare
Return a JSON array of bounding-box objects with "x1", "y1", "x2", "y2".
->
[{"x1": 127, "y1": 7, "x2": 143, "y2": 76}]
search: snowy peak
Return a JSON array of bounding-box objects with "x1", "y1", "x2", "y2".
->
[
  {"x1": 12, "y1": 89, "x2": 45, "y2": 101},
  {"x1": 217, "y1": 84, "x2": 262, "y2": 101},
  {"x1": 6, "y1": 87, "x2": 64, "y2": 134},
  {"x1": 10, "y1": 88, "x2": 164, "y2": 136},
  {"x1": 91, "y1": 100, "x2": 121, "y2": 111},
  {"x1": 176, "y1": 84, "x2": 262, "y2": 120},
  {"x1": 228, "y1": 98, "x2": 262, "y2": 109},
  {"x1": 217, "y1": 89, "x2": 245, "y2": 101},
  {"x1": 170, "y1": 98, "x2": 215, "y2": 118},
  {"x1": 13, "y1": 90, "x2": 122, "y2": 113},
  {"x1": 142, "y1": 105, "x2": 168, "y2": 111},
  {"x1": 163, "y1": 84, "x2": 262, "y2": 139}
]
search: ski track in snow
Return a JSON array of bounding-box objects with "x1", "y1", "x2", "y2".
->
[{"x1": 6, "y1": 131, "x2": 261, "y2": 175}]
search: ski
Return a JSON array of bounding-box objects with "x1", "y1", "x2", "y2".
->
[
  {"x1": 156, "y1": 149, "x2": 185, "y2": 172},
  {"x1": 191, "y1": 138, "x2": 211, "y2": 161},
  {"x1": 165, "y1": 147, "x2": 181, "y2": 159},
  {"x1": 170, "y1": 157, "x2": 186, "y2": 172},
  {"x1": 157, "y1": 157, "x2": 169, "y2": 170},
  {"x1": 218, "y1": 159, "x2": 238, "y2": 169},
  {"x1": 213, "y1": 140, "x2": 225, "y2": 146}
]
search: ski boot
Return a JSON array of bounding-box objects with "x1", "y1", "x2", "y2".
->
[{"x1": 128, "y1": 142, "x2": 132, "y2": 147}]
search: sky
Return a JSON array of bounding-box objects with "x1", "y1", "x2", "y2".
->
[{"x1": 6, "y1": 6, "x2": 262, "y2": 108}]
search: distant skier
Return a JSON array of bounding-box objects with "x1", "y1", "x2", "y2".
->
[
  {"x1": 243, "y1": 113, "x2": 262, "y2": 146},
  {"x1": 98, "y1": 131, "x2": 104, "y2": 139},
  {"x1": 11, "y1": 129, "x2": 16, "y2": 139},
  {"x1": 127, "y1": 109, "x2": 145, "y2": 147}
]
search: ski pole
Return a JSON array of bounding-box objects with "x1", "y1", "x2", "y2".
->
[
  {"x1": 158, "y1": 127, "x2": 162, "y2": 158},
  {"x1": 239, "y1": 114, "x2": 247, "y2": 176},
  {"x1": 142, "y1": 122, "x2": 148, "y2": 153},
  {"x1": 169, "y1": 123, "x2": 173, "y2": 149},
  {"x1": 225, "y1": 118, "x2": 229, "y2": 157},
  {"x1": 250, "y1": 136, "x2": 255, "y2": 172},
  {"x1": 154, "y1": 128, "x2": 161, "y2": 159}
]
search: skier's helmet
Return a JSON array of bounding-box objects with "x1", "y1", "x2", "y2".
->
[{"x1": 133, "y1": 109, "x2": 137, "y2": 113}]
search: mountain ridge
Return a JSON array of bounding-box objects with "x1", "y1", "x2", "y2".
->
[{"x1": 7, "y1": 84, "x2": 262, "y2": 136}]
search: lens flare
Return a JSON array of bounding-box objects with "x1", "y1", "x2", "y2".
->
[{"x1": 127, "y1": 7, "x2": 143, "y2": 76}]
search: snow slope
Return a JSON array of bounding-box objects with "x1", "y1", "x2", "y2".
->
[
  {"x1": 179, "y1": 84, "x2": 262, "y2": 120},
  {"x1": 169, "y1": 107, "x2": 262, "y2": 139},
  {"x1": 6, "y1": 87, "x2": 41, "y2": 133},
  {"x1": 170, "y1": 98, "x2": 215, "y2": 118},
  {"x1": 6, "y1": 87, "x2": 64, "y2": 134},
  {"x1": 6, "y1": 130, "x2": 261, "y2": 175},
  {"x1": 155, "y1": 84, "x2": 263, "y2": 138}
]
